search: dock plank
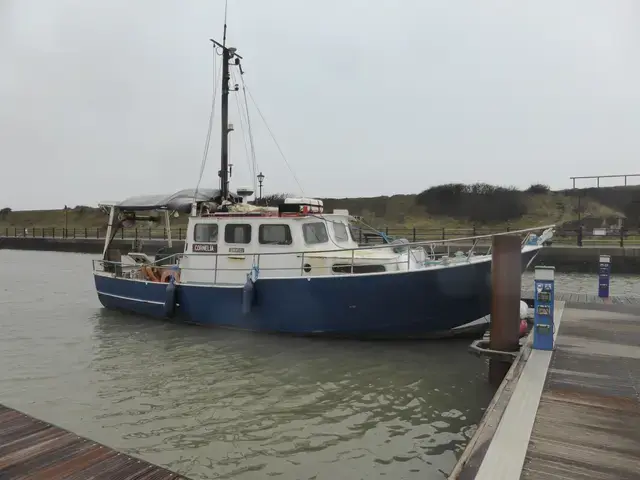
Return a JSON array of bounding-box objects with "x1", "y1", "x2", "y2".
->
[
  {"x1": 520, "y1": 307, "x2": 640, "y2": 479},
  {"x1": 0, "y1": 404, "x2": 188, "y2": 479}
]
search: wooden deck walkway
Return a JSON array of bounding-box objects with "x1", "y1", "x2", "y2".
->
[
  {"x1": 520, "y1": 288, "x2": 640, "y2": 305},
  {"x1": 520, "y1": 305, "x2": 640, "y2": 479},
  {"x1": 458, "y1": 302, "x2": 640, "y2": 480},
  {"x1": 0, "y1": 404, "x2": 189, "y2": 479}
]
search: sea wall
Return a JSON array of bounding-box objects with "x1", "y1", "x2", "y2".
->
[
  {"x1": 0, "y1": 237, "x2": 167, "y2": 255},
  {"x1": 2, "y1": 237, "x2": 640, "y2": 273}
]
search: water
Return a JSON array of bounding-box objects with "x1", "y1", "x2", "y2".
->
[
  {"x1": 522, "y1": 271, "x2": 640, "y2": 296},
  {"x1": 1, "y1": 250, "x2": 495, "y2": 480},
  {"x1": 2, "y1": 251, "x2": 637, "y2": 479}
]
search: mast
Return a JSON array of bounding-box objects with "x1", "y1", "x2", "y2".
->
[{"x1": 210, "y1": 38, "x2": 242, "y2": 204}]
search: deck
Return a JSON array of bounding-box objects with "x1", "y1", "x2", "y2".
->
[
  {"x1": 451, "y1": 302, "x2": 640, "y2": 479},
  {"x1": 520, "y1": 305, "x2": 640, "y2": 479},
  {"x1": 0, "y1": 404, "x2": 189, "y2": 479}
]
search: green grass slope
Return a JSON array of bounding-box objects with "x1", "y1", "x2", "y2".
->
[{"x1": 0, "y1": 183, "x2": 633, "y2": 231}]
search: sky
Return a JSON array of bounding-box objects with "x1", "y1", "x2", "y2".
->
[{"x1": 1, "y1": 0, "x2": 640, "y2": 210}]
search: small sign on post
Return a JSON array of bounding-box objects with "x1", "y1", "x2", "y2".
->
[
  {"x1": 598, "y1": 255, "x2": 611, "y2": 298},
  {"x1": 533, "y1": 266, "x2": 555, "y2": 351}
]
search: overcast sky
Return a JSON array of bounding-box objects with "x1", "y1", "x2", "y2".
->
[{"x1": 1, "y1": 0, "x2": 639, "y2": 210}]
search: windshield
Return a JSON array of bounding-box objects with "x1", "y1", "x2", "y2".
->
[
  {"x1": 333, "y1": 222, "x2": 350, "y2": 242},
  {"x1": 302, "y1": 222, "x2": 329, "y2": 244}
]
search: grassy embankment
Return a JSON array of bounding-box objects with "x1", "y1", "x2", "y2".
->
[{"x1": 1, "y1": 183, "x2": 637, "y2": 234}]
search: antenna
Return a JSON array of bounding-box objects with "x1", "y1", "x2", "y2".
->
[{"x1": 222, "y1": 0, "x2": 229, "y2": 47}]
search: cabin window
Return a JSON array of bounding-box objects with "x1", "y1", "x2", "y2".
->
[
  {"x1": 333, "y1": 222, "x2": 350, "y2": 242},
  {"x1": 332, "y1": 264, "x2": 387, "y2": 274},
  {"x1": 224, "y1": 224, "x2": 252, "y2": 244},
  {"x1": 302, "y1": 222, "x2": 328, "y2": 244},
  {"x1": 194, "y1": 224, "x2": 218, "y2": 243},
  {"x1": 259, "y1": 224, "x2": 292, "y2": 245}
]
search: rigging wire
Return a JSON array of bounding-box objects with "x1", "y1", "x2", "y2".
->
[
  {"x1": 240, "y1": 77, "x2": 259, "y2": 193},
  {"x1": 230, "y1": 69, "x2": 256, "y2": 191},
  {"x1": 353, "y1": 216, "x2": 393, "y2": 243},
  {"x1": 195, "y1": 0, "x2": 303, "y2": 201},
  {"x1": 242, "y1": 81, "x2": 305, "y2": 196},
  {"x1": 194, "y1": 45, "x2": 220, "y2": 198}
]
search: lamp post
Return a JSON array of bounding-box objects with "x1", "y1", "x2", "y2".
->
[
  {"x1": 64, "y1": 205, "x2": 68, "y2": 238},
  {"x1": 257, "y1": 172, "x2": 265, "y2": 200},
  {"x1": 575, "y1": 192, "x2": 583, "y2": 247}
]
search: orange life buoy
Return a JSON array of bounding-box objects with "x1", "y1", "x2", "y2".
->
[
  {"x1": 141, "y1": 265, "x2": 160, "y2": 282},
  {"x1": 160, "y1": 268, "x2": 180, "y2": 283}
]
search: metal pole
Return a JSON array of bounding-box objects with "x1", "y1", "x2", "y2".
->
[
  {"x1": 489, "y1": 234, "x2": 522, "y2": 387},
  {"x1": 219, "y1": 46, "x2": 231, "y2": 199},
  {"x1": 164, "y1": 211, "x2": 173, "y2": 248},
  {"x1": 577, "y1": 194, "x2": 581, "y2": 224}
]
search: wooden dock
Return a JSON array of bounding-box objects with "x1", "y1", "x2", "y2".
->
[
  {"x1": 520, "y1": 287, "x2": 640, "y2": 305},
  {"x1": 450, "y1": 301, "x2": 640, "y2": 479},
  {"x1": 0, "y1": 404, "x2": 189, "y2": 479},
  {"x1": 520, "y1": 305, "x2": 640, "y2": 479}
]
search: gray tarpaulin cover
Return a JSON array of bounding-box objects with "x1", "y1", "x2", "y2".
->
[{"x1": 116, "y1": 188, "x2": 240, "y2": 212}]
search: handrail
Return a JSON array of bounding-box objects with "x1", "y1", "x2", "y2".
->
[
  {"x1": 355, "y1": 224, "x2": 555, "y2": 250},
  {"x1": 92, "y1": 258, "x2": 422, "y2": 276},
  {"x1": 92, "y1": 225, "x2": 552, "y2": 265},
  {"x1": 92, "y1": 225, "x2": 553, "y2": 283}
]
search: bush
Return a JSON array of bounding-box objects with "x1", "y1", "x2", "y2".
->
[
  {"x1": 0, "y1": 207, "x2": 11, "y2": 218},
  {"x1": 252, "y1": 193, "x2": 288, "y2": 207},
  {"x1": 415, "y1": 183, "x2": 528, "y2": 223},
  {"x1": 73, "y1": 205, "x2": 91, "y2": 214},
  {"x1": 526, "y1": 184, "x2": 550, "y2": 194}
]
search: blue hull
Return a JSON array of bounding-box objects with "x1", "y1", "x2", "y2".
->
[{"x1": 94, "y1": 247, "x2": 540, "y2": 338}]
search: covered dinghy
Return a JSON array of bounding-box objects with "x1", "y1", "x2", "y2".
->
[{"x1": 116, "y1": 188, "x2": 242, "y2": 213}]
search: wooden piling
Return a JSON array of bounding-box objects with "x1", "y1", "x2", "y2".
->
[{"x1": 489, "y1": 234, "x2": 522, "y2": 387}]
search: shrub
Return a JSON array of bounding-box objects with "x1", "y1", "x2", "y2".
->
[
  {"x1": 526, "y1": 184, "x2": 550, "y2": 194},
  {"x1": 415, "y1": 183, "x2": 528, "y2": 223},
  {"x1": 252, "y1": 193, "x2": 288, "y2": 207},
  {"x1": 73, "y1": 205, "x2": 91, "y2": 214}
]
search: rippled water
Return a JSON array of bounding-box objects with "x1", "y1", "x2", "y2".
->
[
  {"x1": 0, "y1": 250, "x2": 498, "y2": 479},
  {"x1": 522, "y1": 270, "x2": 640, "y2": 296}
]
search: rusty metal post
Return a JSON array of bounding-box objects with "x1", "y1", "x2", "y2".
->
[{"x1": 489, "y1": 234, "x2": 522, "y2": 387}]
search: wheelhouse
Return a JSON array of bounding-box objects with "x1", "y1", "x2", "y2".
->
[
  {"x1": 97, "y1": 193, "x2": 417, "y2": 286},
  {"x1": 178, "y1": 197, "x2": 404, "y2": 284}
]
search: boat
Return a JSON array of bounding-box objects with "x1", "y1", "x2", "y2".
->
[{"x1": 92, "y1": 30, "x2": 555, "y2": 338}]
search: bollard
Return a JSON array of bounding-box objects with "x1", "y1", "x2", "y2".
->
[
  {"x1": 489, "y1": 234, "x2": 522, "y2": 387},
  {"x1": 598, "y1": 255, "x2": 611, "y2": 298},
  {"x1": 533, "y1": 266, "x2": 555, "y2": 350}
]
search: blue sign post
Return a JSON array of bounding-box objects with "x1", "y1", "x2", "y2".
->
[
  {"x1": 598, "y1": 255, "x2": 611, "y2": 298},
  {"x1": 533, "y1": 266, "x2": 555, "y2": 351}
]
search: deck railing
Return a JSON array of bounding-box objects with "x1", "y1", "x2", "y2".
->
[{"x1": 92, "y1": 225, "x2": 553, "y2": 284}]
